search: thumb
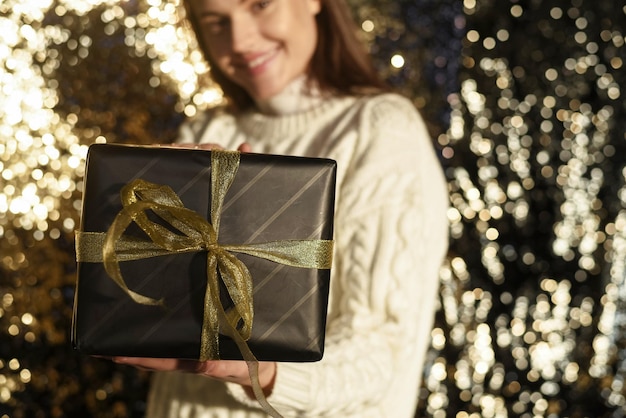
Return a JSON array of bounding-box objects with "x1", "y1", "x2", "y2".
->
[{"x1": 237, "y1": 142, "x2": 252, "y2": 153}]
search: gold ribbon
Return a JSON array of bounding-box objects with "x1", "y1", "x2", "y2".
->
[{"x1": 76, "y1": 150, "x2": 333, "y2": 418}]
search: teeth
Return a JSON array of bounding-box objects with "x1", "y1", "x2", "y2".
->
[{"x1": 248, "y1": 52, "x2": 273, "y2": 69}]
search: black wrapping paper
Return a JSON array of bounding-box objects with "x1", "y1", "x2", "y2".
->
[{"x1": 71, "y1": 143, "x2": 336, "y2": 362}]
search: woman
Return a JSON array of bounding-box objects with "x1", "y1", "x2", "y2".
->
[{"x1": 114, "y1": 0, "x2": 449, "y2": 416}]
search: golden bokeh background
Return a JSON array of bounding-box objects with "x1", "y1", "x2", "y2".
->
[{"x1": 1, "y1": 0, "x2": 625, "y2": 417}]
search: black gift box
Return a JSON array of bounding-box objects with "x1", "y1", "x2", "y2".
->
[{"x1": 71, "y1": 143, "x2": 336, "y2": 362}]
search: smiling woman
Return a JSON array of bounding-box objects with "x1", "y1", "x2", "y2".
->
[
  {"x1": 189, "y1": 0, "x2": 321, "y2": 101},
  {"x1": 183, "y1": 0, "x2": 388, "y2": 111},
  {"x1": 106, "y1": 0, "x2": 450, "y2": 417}
]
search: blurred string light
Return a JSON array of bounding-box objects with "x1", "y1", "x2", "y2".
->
[
  {"x1": 0, "y1": 0, "x2": 220, "y2": 243},
  {"x1": 0, "y1": 0, "x2": 80, "y2": 241},
  {"x1": 0, "y1": 0, "x2": 220, "y2": 412},
  {"x1": 428, "y1": 0, "x2": 626, "y2": 417}
]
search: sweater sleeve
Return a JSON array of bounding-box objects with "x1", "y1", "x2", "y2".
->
[{"x1": 227, "y1": 95, "x2": 450, "y2": 417}]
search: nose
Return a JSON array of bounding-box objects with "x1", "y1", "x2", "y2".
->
[{"x1": 230, "y1": 13, "x2": 255, "y2": 54}]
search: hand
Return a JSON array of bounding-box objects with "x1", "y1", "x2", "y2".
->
[
  {"x1": 111, "y1": 357, "x2": 276, "y2": 396},
  {"x1": 237, "y1": 142, "x2": 252, "y2": 153}
]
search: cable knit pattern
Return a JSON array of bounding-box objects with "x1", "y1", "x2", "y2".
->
[{"x1": 145, "y1": 93, "x2": 449, "y2": 418}]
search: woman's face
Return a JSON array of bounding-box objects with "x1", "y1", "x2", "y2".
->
[{"x1": 191, "y1": 0, "x2": 321, "y2": 101}]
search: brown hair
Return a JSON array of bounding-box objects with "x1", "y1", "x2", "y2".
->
[{"x1": 183, "y1": 0, "x2": 388, "y2": 111}]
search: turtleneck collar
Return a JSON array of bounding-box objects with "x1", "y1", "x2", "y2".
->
[{"x1": 254, "y1": 76, "x2": 325, "y2": 116}]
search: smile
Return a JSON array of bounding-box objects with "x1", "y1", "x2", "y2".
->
[{"x1": 244, "y1": 48, "x2": 279, "y2": 73}]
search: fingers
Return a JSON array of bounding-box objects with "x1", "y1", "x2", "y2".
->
[
  {"x1": 110, "y1": 357, "x2": 275, "y2": 390},
  {"x1": 197, "y1": 361, "x2": 275, "y2": 391},
  {"x1": 190, "y1": 360, "x2": 250, "y2": 384},
  {"x1": 112, "y1": 357, "x2": 180, "y2": 371},
  {"x1": 111, "y1": 357, "x2": 246, "y2": 381},
  {"x1": 175, "y1": 359, "x2": 221, "y2": 375},
  {"x1": 238, "y1": 142, "x2": 252, "y2": 153}
]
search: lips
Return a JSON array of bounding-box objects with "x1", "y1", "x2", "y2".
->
[{"x1": 237, "y1": 48, "x2": 280, "y2": 75}]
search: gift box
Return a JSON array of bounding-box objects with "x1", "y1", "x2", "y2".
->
[{"x1": 71, "y1": 143, "x2": 336, "y2": 362}]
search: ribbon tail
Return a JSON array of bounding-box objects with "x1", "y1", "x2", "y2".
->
[
  {"x1": 217, "y1": 251, "x2": 254, "y2": 339},
  {"x1": 213, "y1": 291, "x2": 284, "y2": 418},
  {"x1": 200, "y1": 254, "x2": 222, "y2": 361},
  {"x1": 245, "y1": 361, "x2": 283, "y2": 418}
]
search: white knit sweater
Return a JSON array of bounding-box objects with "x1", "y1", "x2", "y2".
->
[{"x1": 145, "y1": 92, "x2": 449, "y2": 418}]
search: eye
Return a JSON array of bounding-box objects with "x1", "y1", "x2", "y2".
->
[
  {"x1": 251, "y1": 0, "x2": 272, "y2": 13},
  {"x1": 201, "y1": 16, "x2": 230, "y2": 35}
]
